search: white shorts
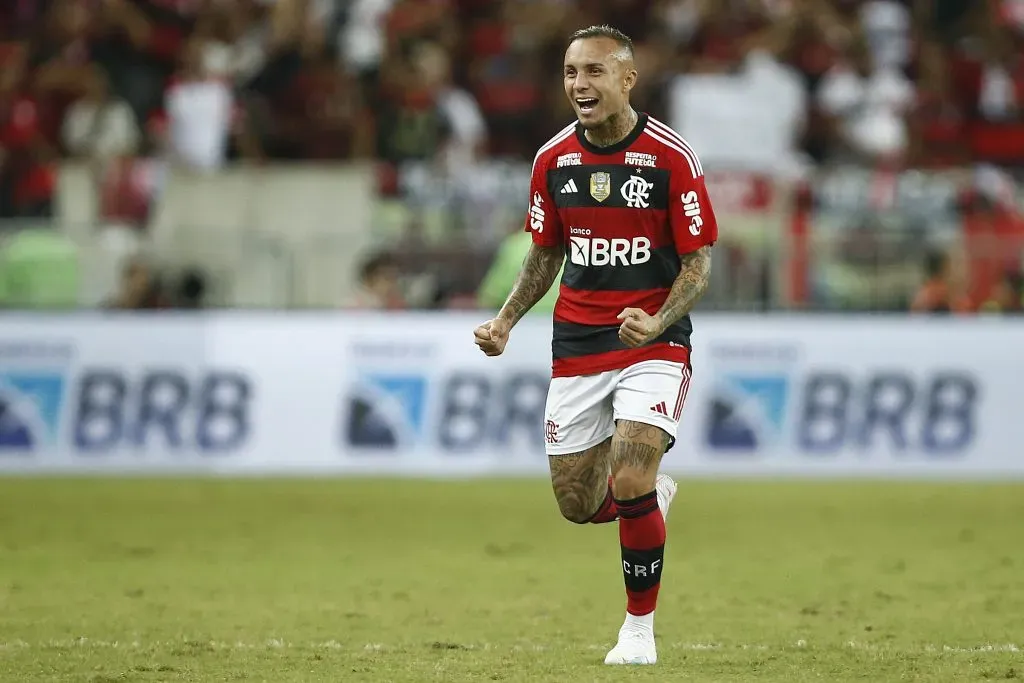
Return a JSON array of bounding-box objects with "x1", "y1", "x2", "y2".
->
[{"x1": 544, "y1": 360, "x2": 693, "y2": 456}]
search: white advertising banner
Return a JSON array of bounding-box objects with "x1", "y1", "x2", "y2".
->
[{"x1": 0, "y1": 313, "x2": 1022, "y2": 478}]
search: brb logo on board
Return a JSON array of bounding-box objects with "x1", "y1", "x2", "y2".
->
[
  {"x1": 704, "y1": 343, "x2": 980, "y2": 457},
  {"x1": 0, "y1": 341, "x2": 253, "y2": 455}
]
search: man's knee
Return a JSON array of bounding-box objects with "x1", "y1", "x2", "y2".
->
[
  {"x1": 548, "y1": 442, "x2": 612, "y2": 524},
  {"x1": 610, "y1": 420, "x2": 669, "y2": 499},
  {"x1": 611, "y1": 468, "x2": 656, "y2": 500},
  {"x1": 552, "y1": 485, "x2": 595, "y2": 524}
]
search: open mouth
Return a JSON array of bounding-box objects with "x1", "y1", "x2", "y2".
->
[{"x1": 575, "y1": 97, "x2": 599, "y2": 113}]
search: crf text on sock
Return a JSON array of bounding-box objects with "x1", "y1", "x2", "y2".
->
[{"x1": 623, "y1": 558, "x2": 661, "y2": 578}]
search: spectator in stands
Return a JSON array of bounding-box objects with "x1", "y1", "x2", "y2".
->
[
  {"x1": 975, "y1": 25, "x2": 1024, "y2": 124},
  {"x1": 905, "y1": 38, "x2": 970, "y2": 167},
  {"x1": 347, "y1": 251, "x2": 406, "y2": 310},
  {"x1": 666, "y1": 0, "x2": 810, "y2": 178},
  {"x1": 414, "y1": 40, "x2": 488, "y2": 179},
  {"x1": 477, "y1": 222, "x2": 560, "y2": 315},
  {"x1": 2, "y1": 0, "x2": 1023, "y2": 314},
  {"x1": 0, "y1": 222, "x2": 79, "y2": 309},
  {"x1": 61, "y1": 66, "x2": 141, "y2": 163},
  {"x1": 816, "y1": 35, "x2": 915, "y2": 164},
  {"x1": 257, "y1": 32, "x2": 373, "y2": 160},
  {"x1": 91, "y1": 0, "x2": 196, "y2": 122},
  {"x1": 0, "y1": 41, "x2": 55, "y2": 219},
  {"x1": 910, "y1": 249, "x2": 973, "y2": 314},
  {"x1": 175, "y1": 267, "x2": 208, "y2": 309},
  {"x1": 339, "y1": 0, "x2": 398, "y2": 93},
  {"x1": 374, "y1": 42, "x2": 451, "y2": 165},
  {"x1": 150, "y1": 37, "x2": 238, "y2": 171},
  {"x1": 106, "y1": 255, "x2": 168, "y2": 309},
  {"x1": 29, "y1": 0, "x2": 97, "y2": 94},
  {"x1": 192, "y1": 0, "x2": 265, "y2": 86},
  {"x1": 979, "y1": 269, "x2": 1024, "y2": 314},
  {"x1": 859, "y1": 0, "x2": 912, "y2": 75}
]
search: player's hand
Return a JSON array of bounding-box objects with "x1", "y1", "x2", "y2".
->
[
  {"x1": 474, "y1": 318, "x2": 511, "y2": 357},
  {"x1": 616, "y1": 308, "x2": 664, "y2": 348}
]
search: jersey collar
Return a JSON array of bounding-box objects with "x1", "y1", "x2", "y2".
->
[{"x1": 574, "y1": 111, "x2": 648, "y2": 156}]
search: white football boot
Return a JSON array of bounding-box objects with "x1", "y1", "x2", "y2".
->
[
  {"x1": 655, "y1": 473, "x2": 678, "y2": 521},
  {"x1": 604, "y1": 615, "x2": 658, "y2": 665},
  {"x1": 604, "y1": 474, "x2": 677, "y2": 665}
]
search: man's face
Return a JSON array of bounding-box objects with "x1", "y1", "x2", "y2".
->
[{"x1": 563, "y1": 37, "x2": 635, "y2": 129}]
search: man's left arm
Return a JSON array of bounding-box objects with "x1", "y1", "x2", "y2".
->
[
  {"x1": 654, "y1": 245, "x2": 713, "y2": 330},
  {"x1": 617, "y1": 246, "x2": 712, "y2": 347},
  {"x1": 618, "y1": 157, "x2": 717, "y2": 347}
]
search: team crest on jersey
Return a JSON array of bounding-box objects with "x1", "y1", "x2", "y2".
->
[
  {"x1": 621, "y1": 174, "x2": 654, "y2": 209},
  {"x1": 590, "y1": 172, "x2": 611, "y2": 202}
]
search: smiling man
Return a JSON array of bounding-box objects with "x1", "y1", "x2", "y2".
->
[{"x1": 473, "y1": 25, "x2": 718, "y2": 666}]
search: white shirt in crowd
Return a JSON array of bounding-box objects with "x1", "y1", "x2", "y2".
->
[
  {"x1": 669, "y1": 49, "x2": 808, "y2": 178},
  {"x1": 62, "y1": 98, "x2": 141, "y2": 160},
  {"x1": 979, "y1": 64, "x2": 1019, "y2": 121},
  {"x1": 165, "y1": 78, "x2": 234, "y2": 171},
  {"x1": 436, "y1": 87, "x2": 487, "y2": 173},
  {"x1": 817, "y1": 63, "x2": 914, "y2": 160},
  {"x1": 340, "y1": 0, "x2": 396, "y2": 72},
  {"x1": 859, "y1": 0, "x2": 911, "y2": 72}
]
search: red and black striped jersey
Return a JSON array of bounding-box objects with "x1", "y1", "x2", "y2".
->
[{"x1": 524, "y1": 113, "x2": 718, "y2": 378}]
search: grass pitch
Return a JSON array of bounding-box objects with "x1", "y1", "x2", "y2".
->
[{"x1": 0, "y1": 478, "x2": 1022, "y2": 682}]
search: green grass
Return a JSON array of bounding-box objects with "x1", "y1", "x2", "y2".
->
[{"x1": 0, "y1": 478, "x2": 1022, "y2": 682}]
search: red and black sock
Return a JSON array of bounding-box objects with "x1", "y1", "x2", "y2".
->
[
  {"x1": 584, "y1": 475, "x2": 619, "y2": 524},
  {"x1": 615, "y1": 490, "x2": 665, "y2": 616}
]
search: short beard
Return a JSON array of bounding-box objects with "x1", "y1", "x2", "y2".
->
[{"x1": 583, "y1": 107, "x2": 637, "y2": 147}]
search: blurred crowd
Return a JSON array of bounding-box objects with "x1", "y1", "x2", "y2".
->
[{"x1": 1, "y1": 0, "x2": 1024, "y2": 313}]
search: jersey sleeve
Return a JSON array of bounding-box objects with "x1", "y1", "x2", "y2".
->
[
  {"x1": 523, "y1": 154, "x2": 563, "y2": 247},
  {"x1": 669, "y1": 164, "x2": 718, "y2": 255}
]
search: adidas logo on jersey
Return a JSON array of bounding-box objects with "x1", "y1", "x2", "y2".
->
[{"x1": 560, "y1": 179, "x2": 579, "y2": 194}]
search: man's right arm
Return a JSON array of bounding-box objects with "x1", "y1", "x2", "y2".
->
[{"x1": 495, "y1": 243, "x2": 565, "y2": 327}]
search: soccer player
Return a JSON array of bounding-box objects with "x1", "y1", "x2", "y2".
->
[{"x1": 473, "y1": 24, "x2": 717, "y2": 665}]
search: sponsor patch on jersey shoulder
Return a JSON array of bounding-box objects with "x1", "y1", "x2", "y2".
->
[
  {"x1": 557, "y1": 152, "x2": 582, "y2": 167},
  {"x1": 625, "y1": 151, "x2": 657, "y2": 168}
]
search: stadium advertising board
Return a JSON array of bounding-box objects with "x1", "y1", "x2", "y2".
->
[
  {"x1": 687, "y1": 316, "x2": 1017, "y2": 478},
  {"x1": 0, "y1": 316, "x2": 258, "y2": 471},
  {"x1": 1, "y1": 313, "x2": 1021, "y2": 478}
]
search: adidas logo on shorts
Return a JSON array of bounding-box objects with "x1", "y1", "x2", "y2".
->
[{"x1": 650, "y1": 401, "x2": 669, "y2": 416}]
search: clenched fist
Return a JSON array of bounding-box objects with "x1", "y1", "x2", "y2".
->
[
  {"x1": 617, "y1": 308, "x2": 664, "y2": 348},
  {"x1": 474, "y1": 318, "x2": 512, "y2": 357}
]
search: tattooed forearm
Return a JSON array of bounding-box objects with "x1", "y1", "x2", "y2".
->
[
  {"x1": 655, "y1": 246, "x2": 712, "y2": 331},
  {"x1": 497, "y1": 243, "x2": 564, "y2": 326},
  {"x1": 549, "y1": 440, "x2": 612, "y2": 523}
]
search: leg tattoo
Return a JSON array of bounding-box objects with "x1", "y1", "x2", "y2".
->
[
  {"x1": 610, "y1": 420, "x2": 668, "y2": 498},
  {"x1": 549, "y1": 438, "x2": 613, "y2": 524}
]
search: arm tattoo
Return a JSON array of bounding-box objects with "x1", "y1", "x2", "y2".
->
[
  {"x1": 497, "y1": 243, "x2": 564, "y2": 326},
  {"x1": 655, "y1": 246, "x2": 712, "y2": 331},
  {"x1": 549, "y1": 440, "x2": 612, "y2": 523}
]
